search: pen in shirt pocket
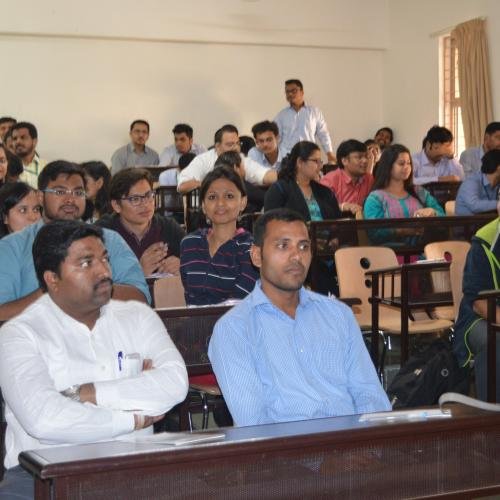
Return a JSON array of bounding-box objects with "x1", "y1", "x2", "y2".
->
[{"x1": 117, "y1": 351, "x2": 123, "y2": 371}]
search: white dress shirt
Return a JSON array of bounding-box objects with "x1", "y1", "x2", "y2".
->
[
  {"x1": 274, "y1": 104, "x2": 333, "y2": 155},
  {"x1": 411, "y1": 150, "x2": 464, "y2": 185},
  {"x1": 0, "y1": 295, "x2": 188, "y2": 468},
  {"x1": 177, "y1": 149, "x2": 270, "y2": 188},
  {"x1": 158, "y1": 143, "x2": 207, "y2": 166},
  {"x1": 247, "y1": 146, "x2": 284, "y2": 171}
]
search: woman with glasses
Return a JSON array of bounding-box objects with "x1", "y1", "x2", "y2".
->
[
  {"x1": 0, "y1": 182, "x2": 42, "y2": 238},
  {"x1": 96, "y1": 168, "x2": 185, "y2": 276},
  {"x1": 264, "y1": 141, "x2": 341, "y2": 221},
  {"x1": 180, "y1": 166, "x2": 258, "y2": 306}
]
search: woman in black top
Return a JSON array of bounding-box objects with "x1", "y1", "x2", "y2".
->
[{"x1": 264, "y1": 141, "x2": 341, "y2": 220}]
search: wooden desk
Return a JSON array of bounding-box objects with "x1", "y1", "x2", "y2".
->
[
  {"x1": 19, "y1": 404, "x2": 500, "y2": 499},
  {"x1": 366, "y1": 260, "x2": 453, "y2": 366},
  {"x1": 422, "y1": 181, "x2": 461, "y2": 206}
]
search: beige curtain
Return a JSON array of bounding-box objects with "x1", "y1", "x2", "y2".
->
[{"x1": 451, "y1": 18, "x2": 493, "y2": 147}]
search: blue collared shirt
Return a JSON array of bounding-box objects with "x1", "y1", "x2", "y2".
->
[
  {"x1": 412, "y1": 149, "x2": 464, "y2": 185},
  {"x1": 247, "y1": 146, "x2": 284, "y2": 171},
  {"x1": 459, "y1": 146, "x2": 485, "y2": 178},
  {"x1": 208, "y1": 282, "x2": 390, "y2": 427},
  {"x1": 0, "y1": 220, "x2": 151, "y2": 305},
  {"x1": 455, "y1": 171, "x2": 498, "y2": 215}
]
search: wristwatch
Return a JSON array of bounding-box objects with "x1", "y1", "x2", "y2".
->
[{"x1": 60, "y1": 384, "x2": 81, "y2": 402}]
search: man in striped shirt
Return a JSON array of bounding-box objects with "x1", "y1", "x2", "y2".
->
[{"x1": 208, "y1": 208, "x2": 390, "y2": 426}]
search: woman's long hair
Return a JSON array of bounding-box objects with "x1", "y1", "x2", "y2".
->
[
  {"x1": 370, "y1": 144, "x2": 422, "y2": 203},
  {"x1": 278, "y1": 141, "x2": 320, "y2": 181},
  {"x1": 81, "y1": 161, "x2": 112, "y2": 217}
]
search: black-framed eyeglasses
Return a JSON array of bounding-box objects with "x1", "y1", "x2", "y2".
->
[
  {"x1": 42, "y1": 188, "x2": 86, "y2": 198},
  {"x1": 121, "y1": 191, "x2": 155, "y2": 206}
]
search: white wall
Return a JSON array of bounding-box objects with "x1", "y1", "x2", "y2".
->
[
  {"x1": 385, "y1": 0, "x2": 500, "y2": 152},
  {"x1": 0, "y1": 0, "x2": 387, "y2": 163}
]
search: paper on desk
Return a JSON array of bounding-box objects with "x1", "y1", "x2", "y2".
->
[
  {"x1": 359, "y1": 408, "x2": 451, "y2": 422},
  {"x1": 121, "y1": 431, "x2": 225, "y2": 446}
]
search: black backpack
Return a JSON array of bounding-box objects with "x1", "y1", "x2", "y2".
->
[{"x1": 387, "y1": 339, "x2": 470, "y2": 409}]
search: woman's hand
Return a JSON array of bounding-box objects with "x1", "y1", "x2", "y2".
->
[{"x1": 413, "y1": 207, "x2": 436, "y2": 218}]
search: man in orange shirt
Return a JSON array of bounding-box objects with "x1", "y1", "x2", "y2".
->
[{"x1": 320, "y1": 139, "x2": 374, "y2": 215}]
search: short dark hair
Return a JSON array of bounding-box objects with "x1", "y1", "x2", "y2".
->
[
  {"x1": 485, "y1": 122, "x2": 500, "y2": 136},
  {"x1": 253, "y1": 208, "x2": 307, "y2": 247},
  {"x1": 200, "y1": 166, "x2": 246, "y2": 201},
  {"x1": 214, "y1": 124, "x2": 239, "y2": 145},
  {"x1": 38, "y1": 161, "x2": 85, "y2": 191},
  {"x1": 239, "y1": 136, "x2": 256, "y2": 156},
  {"x1": 11, "y1": 121, "x2": 38, "y2": 140},
  {"x1": 5, "y1": 150, "x2": 23, "y2": 179},
  {"x1": 0, "y1": 182, "x2": 37, "y2": 236},
  {"x1": 214, "y1": 151, "x2": 242, "y2": 170},
  {"x1": 179, "y1": 152, "x2": 196, "y2": 170},
  {"x1": 0, "y1": 116, "x2": 16, "y2": 126},
  {"x1": 251, "y1": 120, "x2": 279, "y2": 138},
  {"x1": 375, "y1": 127, "x2": 394, "y2": 142},
  {"x1": 109, "y1": 167, "x2": 153, "y2": 200},
  {"x1": 336, "y1": 139, "x2": 367, "y2": 168},
  {"x1": 481, "y1": 149, "x2": 500, "y2": 174},
  {"x1": 130, "y1": 120, "x2": 150, "y2": 132},
  {"x1": 422, "y1": 125, "x2": 453, "y2": 148},
  {"x1": 33, "y1": 220, "x2": 104, "y2": 292},
  {"x1": 285, "y1": 79, "x2": 303, "y2": 90},
  {"x1": 172, "y1": 123, "x2": 193, "y2": 138}
]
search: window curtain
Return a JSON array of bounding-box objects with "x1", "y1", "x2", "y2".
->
[{"x1": 451, "y1": 18, "x2": 493, "y2": 148}]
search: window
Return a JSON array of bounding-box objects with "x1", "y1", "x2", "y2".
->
[{"x1": 440, "y1": 35, "x2": 465, "y2": 157}]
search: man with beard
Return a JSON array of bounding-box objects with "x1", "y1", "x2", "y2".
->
[
  {"x1": 0, "y1": 220, "x2": 188, "y2": 497},
  {"x1": 208, "y1": 208, "x2": 390, "y2": 427},
  {"x1": 0, "y1": 160, "x2": 150, "y2": 321},
  {"x1": 11, "y1": 121, "x2": 46, "y2": 188}
]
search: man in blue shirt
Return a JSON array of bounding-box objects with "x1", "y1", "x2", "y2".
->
[
  {"x1": 0, "y1": 160, "x2": 150, "y2": 321},
  {"x1": 208, "y1": 208, "x2": 390, "y2": 427},
  {"x1": 455, "y1": 149, "x2": 500, "y2": 215},
  {"x1": 459, "y1": 122, "x2": 500, "y2": 178}
]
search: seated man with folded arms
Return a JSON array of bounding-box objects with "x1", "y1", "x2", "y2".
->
[
  {"x1": 412, "y1": 125, "x2": 464, "y2": 185},
  {"x1": 455, "y1": 150, "x2": 500, "y2": 215},
  {"x1": 320, "y1": 139, "x2": 373, "y2": 215},
  {"x1": 460, "y1": 122, "x2": 500, "y2": 178},
  {"x1": 158, "y1": 123, "x2": 206, "y2": 167},
  {"x1": 0, "y1": 160, "x2": 150, "y2": 322},
  {"x1": 247, "y1": 120, "x2": 284, "y2": 171},
  {"x1": 0, "y1": 220, "x2": 188, "y2": 497},
  {"x1": 454, "y1": 206, "x2": 500, "y2": 402},
  {"x1": 97, "y1": 168, "x2": 185, "y2": 276},
  {"x1": 208, "y1": 208, "x2": 390, "y2": 427},
  {"x1": 177, "y1": 124, "x2": 277, "y2": 194}
]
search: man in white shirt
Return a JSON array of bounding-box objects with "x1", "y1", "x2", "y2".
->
[
  {"x1": 248, "y1": 120, "x2": 284, "y2": 171},
  {"x1": 177, "y1": 124, "x2": 277, "y2": 194},
  {"x1": 0, "y1": 220, "x2": 188, "y2": 496},
  {"x1": 274, "y1": 79, "x2": 335, "y2": 163},
  {"x1": 159, "y1": 123, "x2": 206, "y2": 167},
  {"x1": 460, "y1": 122, "x2": 500, "y2": 178}
]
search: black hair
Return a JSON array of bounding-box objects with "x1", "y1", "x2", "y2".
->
[
  {"x1": 251, "y1": 120, "x2": 279, "y2": 138},
  {"x1": 130, "y1": 119, "x2": 150, "y2": 132},
  {"x1": 336, "y1": 139, "x2": 367, "y2": 169},
  {"x1": 179, "y1": 152, "x2": 196, "y2": 170},
  {"x1": 0, "y1": 116, "x2": 16, "y2": 126},
  {"x1": 5, "y1": 151, "x2": 23, "y2": 180},
  {"x1": 0, "y1": 182, "x2": 38, "y2": 236},
  {"x1": 370, "y1": 144, "x2": 422, "y2": 203},
  {"x1": 214, "y1": 124, "x2": 239, "y2": 145},
  {"x1": 172, "y1": 123, "x2": 193, "y2": 138},
  {"x1": 375, "y1": 127, "x2": 394, "y2": 142},
  {"x1": 214, "y1": 151, "x2": 242, "y2": 169},
  {"x1": 239, "y1": 136, "x2": 256, "y2": 156},
  {"x1": 81, "y1": 161, "x2": 112, "y2": 216},
  {"x1": 422, "y1": 125, "x2": 453, "y2": 148},
  {"x1": 11, "y1": 121, "x2": 38, "y2": 140},
  {"x1": 38, "y1": 161, "x2": 85, "y2": 191},
  {"x1": 278, "y1": 141, "x2": 320, "y2": 181},
  {"x1": 109, "y1": 167, "x2": 153, "y2": 201},
  {"x1": 199, "y1": 166, "x2": 246, "y2": 201},
  {"x1": 481, "y1": 149, "x2": 500, "y2": 174},
  {"x1": 33, "y1": 220, "x2": 104, "y2": 292},
  {"x1": 485, "y1": 122, "x2": 500, "y2": 136},
  {"x1": 253, "y1": 208, "x2": 307, "y2": 247},
  {"x1": 285, "y1": 79, "x2": 303, "y2": 90}
]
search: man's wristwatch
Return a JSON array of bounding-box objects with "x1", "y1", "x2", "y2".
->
[{"x1": 60, "y1": 384, "x2": 81, "y2": 402}]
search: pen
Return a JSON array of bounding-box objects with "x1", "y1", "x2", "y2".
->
[{"x1": 118, "y1": 351, "x2": 123, "y2": 371}]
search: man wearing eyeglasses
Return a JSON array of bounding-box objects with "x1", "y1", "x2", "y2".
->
[
  {"x1": 0, "y1": 161, "x2": 150, "y2": 321},
  {"x1": 96, "y1": 168, "x2": 185, "y2": 276},
  {"x1": 274, "y1": 79, "x2": 336, "y2": 163}
]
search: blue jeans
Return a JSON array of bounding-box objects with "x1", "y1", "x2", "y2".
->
[{"x1": 0, "y1": 466, "x2": 34, "y2": 499}]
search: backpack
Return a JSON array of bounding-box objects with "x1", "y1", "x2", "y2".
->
[{"x1": 387, "y1": 339, "x2": 470, "y2": 409}]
